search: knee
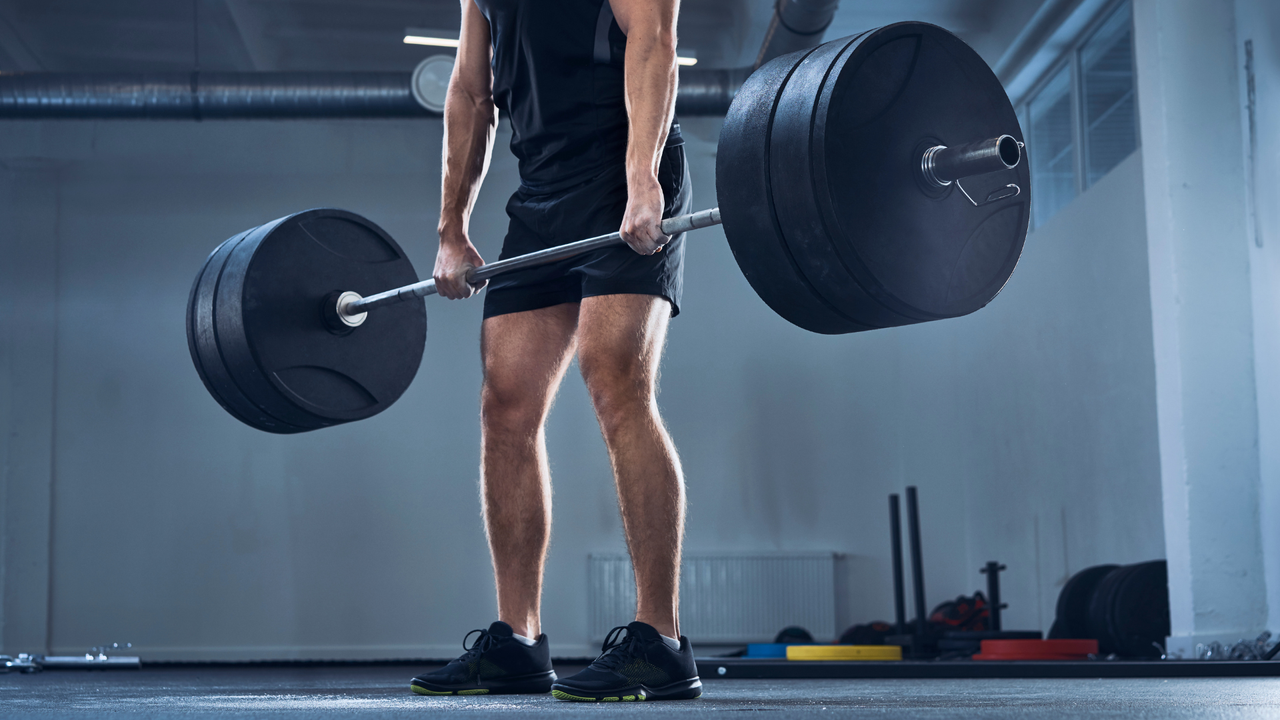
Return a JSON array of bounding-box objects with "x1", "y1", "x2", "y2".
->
[
  {"x1": 579, "y1": 353, "x2": 652, "y2": 433},
  {"x1": 481, "y1": 379, "x2": 545, "y2": 435}
]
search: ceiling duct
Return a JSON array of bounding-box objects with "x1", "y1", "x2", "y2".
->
[
  {"x1": 0, "y1": 72, "x2": 426, "y2": 119},
  {"x1": 0, "y1": 0, "x2": 839, "y2": 120},
  {"x1": 753, "y1": 0, "x2": 841, "y2": 69}
]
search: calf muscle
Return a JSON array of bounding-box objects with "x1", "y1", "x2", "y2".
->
[{"x1": 579, "y1": 295, "x2": 685, "y2": 639}]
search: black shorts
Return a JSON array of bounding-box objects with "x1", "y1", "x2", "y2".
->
[{"x1": 482, "y1": 144, "x2": 692, "y2": 319}]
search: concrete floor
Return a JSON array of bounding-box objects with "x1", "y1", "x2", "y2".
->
[{"x1": 2, "y1": 665, "x2": 1280, "y2": 718}]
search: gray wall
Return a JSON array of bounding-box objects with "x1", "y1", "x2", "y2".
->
[{"x1": 0, "y1": 115, "x2": 1163, "y2": 659}]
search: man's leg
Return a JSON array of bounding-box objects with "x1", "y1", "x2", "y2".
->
[
  {"x1": 576, "y1": 294, "x2": 684, "y2": 639},
  {"x1": 480, "y1": 302, "x2": 580, "y2": 639}
]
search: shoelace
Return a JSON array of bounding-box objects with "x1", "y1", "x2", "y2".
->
[
  {"x1": 460, "y1": 628, "x2": 502, "y2": 663},
  {"x1": 594, "y1": 625, "x2": 644, "y2": 672}
]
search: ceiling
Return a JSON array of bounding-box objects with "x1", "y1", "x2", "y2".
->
[{"x1": 0, "y1": 0, "x2": 1046, "y2": 74}]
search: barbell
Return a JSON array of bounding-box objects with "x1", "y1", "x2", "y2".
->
[{"x1": 187, "y1": 22, "x2": 1030, "y2": 434}]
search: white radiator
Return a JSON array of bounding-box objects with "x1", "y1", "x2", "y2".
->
[{"x1": 587, "y1": 552, "x2": 836, "y2": 643}]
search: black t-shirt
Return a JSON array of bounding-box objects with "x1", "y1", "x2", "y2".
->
[{"x1": 472, "y1": 0, "x2": 683, "y2": 193}]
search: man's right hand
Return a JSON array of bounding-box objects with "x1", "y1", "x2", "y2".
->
[{"x1": 433, "y1": 233, "x2": 488, "y2": 300}]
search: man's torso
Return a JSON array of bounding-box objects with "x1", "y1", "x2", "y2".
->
[{"x1": 473, "y1": 0, "x2": 682, "y2": 193}]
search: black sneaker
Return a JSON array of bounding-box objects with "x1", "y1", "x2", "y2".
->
[
  {"x1": 551, "y1": 622, "x2": 702, "y2": 702},
  {"x1": 410, "y1": 621, "x2": 556, "y2": 696}
]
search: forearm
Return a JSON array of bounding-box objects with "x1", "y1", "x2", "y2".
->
[
  {"x1": 439, "y1": 86, "x2": 498, "y2": 245},
  {"x1": 623, "y1": 31, "x2": 677, "y2": 187}
]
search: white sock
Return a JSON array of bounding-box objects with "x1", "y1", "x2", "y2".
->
[
  {"x1": 512, "y1": 632, "x2": 538, "y2": 646},
  {"x1": 660, "y1": 634, "x2": 681, "y2": 651}
]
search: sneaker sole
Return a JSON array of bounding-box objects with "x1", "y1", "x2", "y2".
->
[
  {"x1": 410, "y1": 670, "x2": 556, "y2": 696},
  {"x1": 551, "y1": 677, "x2": 702, "y2": 702}
]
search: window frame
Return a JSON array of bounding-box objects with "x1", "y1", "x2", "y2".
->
[{"x1": 1018, "y1": 0, "x2": 1139, "y2": 227}]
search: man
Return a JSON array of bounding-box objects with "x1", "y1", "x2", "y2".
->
[{"x1": 408, "y1": 0, "x2": 700, "y2": 704}]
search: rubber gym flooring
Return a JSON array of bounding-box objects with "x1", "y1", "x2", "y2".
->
[{"x1": 3, "y1": 664, "x2": 1279, "y2": 718}]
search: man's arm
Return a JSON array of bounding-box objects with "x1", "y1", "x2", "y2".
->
[
  {"x1": 611, "y1": 0, "x2": 680, "y2": 256},
  {"x1": 434, "y1": 0, "x2": 499, "y2": 300}
]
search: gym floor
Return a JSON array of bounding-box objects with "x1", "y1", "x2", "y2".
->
[{"x1": 3, "y1": 666, "x2": 1278, "y2": 719}]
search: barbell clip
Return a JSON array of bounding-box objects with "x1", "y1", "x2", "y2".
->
[{"x1": 956, "y1": 181, "x2": 1022, "y2": 208}]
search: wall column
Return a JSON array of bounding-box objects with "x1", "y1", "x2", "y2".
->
[
  {"x1": 1133, "y1": 0, "x2": 1268, "y2": 655},
  {"x1": 1234, "y1": 0, "x2": 1280, "y2": 637}
]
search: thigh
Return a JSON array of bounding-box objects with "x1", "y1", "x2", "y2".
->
[
  {"x1": 576, "y1": 294, "x2": 671, "y2": 393},
  {"x1": 481, "y1": 302, "x2": 581, "y2": 406}
]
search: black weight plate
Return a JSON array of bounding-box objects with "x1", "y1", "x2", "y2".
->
[
  {"x1": 1108, "y1": 560, "x2": 1169, "y2": 658},
  {"x1": 187, "y1": 228, "x2": 310, "y2": 433},
  {"x1": 815, "y1": 22, "x2": 1030, "y2": 321},
  {"x1": 1051, "y1": 564, "x2": 1119, "y2": 639},
  {"x1": 717, "y1": 40, "x2": 873, "y2": 334},
  {"x1": 1087, "y1": 564, "x2": 1129, "y2": 655},
  {"x1": 768, "y1": 32, "x2": 922, "y2": 329},
  {"x1": 214, "y1": 216, "x2": 332, "y2": 431},
  {"x1": 1086, "y1": 565, "x2": 1119, "y2": 654},
  {"x1": 215, "y1": 209, "x2": 426, "y2": 432}
]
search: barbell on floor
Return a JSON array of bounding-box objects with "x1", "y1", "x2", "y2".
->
[{"x1": 187, "y1": 22, "x2": 1031, "y2": 434}]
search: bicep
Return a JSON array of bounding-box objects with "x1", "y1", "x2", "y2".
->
[
  {"x1": 608, "y1": 0, "x2": 678, "y2": 42},
  {"x1": 452, "y1": 0, "x2": 494, "y2": 102}
]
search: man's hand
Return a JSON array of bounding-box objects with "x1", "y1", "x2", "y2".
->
[
  {"x1": 620, "y1": 173, "x2": 669, "y2": 255},
  {"x1": 433, "y1": 231, "x2": 488, "y2": 300},
  {"x1": 434, "y1": 0, "x2": 496, "y2": 300}
]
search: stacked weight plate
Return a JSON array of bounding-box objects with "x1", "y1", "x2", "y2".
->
[
  {"x1": 1087, "y1": 560, "x2": 1169, "y2": 658},
  {"x1": 1048, "y1": 561, "x2": 1170, "y2": 658},
  {"x1": 186, "y1": 209, "x2": 427, "y2": 433},
  {"x1": 717, "y1": 22, "x2": 1031, "y2": 334}
]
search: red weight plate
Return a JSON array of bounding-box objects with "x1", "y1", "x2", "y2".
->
[{"x1": 973, "y1": 639, "x2": 1098, "y2": 661}]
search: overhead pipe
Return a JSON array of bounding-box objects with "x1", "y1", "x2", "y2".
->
[
  {"x1": 0, "y1": 0, "x2": 840, "y2": 120},
  {"x1": 753, "y1": 0, "x2": 841, "y2": 69},
  {"x1": 0, "y1": 69, "x2": 770, "y2": 119},
  {"x1": 0, "y1": 72, "x2": 427, "y2": 119}
]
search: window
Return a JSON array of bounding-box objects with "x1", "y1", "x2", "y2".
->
[
  {"x1": 1028, "y1": 66, "x2": 1076, "y2": 228},
  {"x1": 1081, "y1": 7, "x2": 1137, "y2": 186},
  {"x1": 1022, "y1": 1, "x2": 1138, "y2": 228}
]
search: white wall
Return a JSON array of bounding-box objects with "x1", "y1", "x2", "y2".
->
[
  {"x1": 948, "y1": 150, "x2": 1164, "y2": 630},
  {"x1": 0, "y1": 114, "x2": 1165, "y2": 659},
  {"x1": 1236, "y1": 0, "x2": 1280, "y2": 638}
]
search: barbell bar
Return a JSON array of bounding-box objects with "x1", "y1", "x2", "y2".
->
[
  {"x1": 187, "y1": 22, "x2": 1032, "y2": 433},
  {"x1": 331, "y1": 128, "x2": 1020, "y2": 330},
  {"x1": 333, "y1": 207, "x2": 725, "y2": 325}
]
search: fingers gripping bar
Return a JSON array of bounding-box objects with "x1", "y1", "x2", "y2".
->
[{"x1": 339, "y1": 207, "x2": 722, "y2": 322}]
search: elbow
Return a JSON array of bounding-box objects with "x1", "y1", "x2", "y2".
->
[
  {"x1": 629, "y1": 27, "x2": 677, "y2": 62},
  {"x1": 449, "y1": 83, "x2": 496, "y2": 115}
]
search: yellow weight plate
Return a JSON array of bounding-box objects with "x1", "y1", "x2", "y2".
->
[{"x1": 786, "y1": 645, "x2": 902, "y2": 661}]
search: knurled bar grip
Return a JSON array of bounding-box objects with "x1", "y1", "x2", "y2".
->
[{"x1": 345, "y1": 207, "x2": 722, "y2": 316}]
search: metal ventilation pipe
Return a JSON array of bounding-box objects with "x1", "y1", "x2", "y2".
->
[
  {"x1": 675, "y1": 66, "x2": 754, "y2": 115},
  {"x1": 0, "y1": 69, "x2": 751, "y2": 118},
  {"x1": 0, "y1": 72, "x2": 427, "y2": 119},
  {"x1": 754, "y1": 0, "x2": 841, "y2": 69},
  {"x1": 0, "y1": 0, "x2": 840, "y2": 120},
  {"x1": 677, "y1": 0, "x2": 841, "y2": 114}
]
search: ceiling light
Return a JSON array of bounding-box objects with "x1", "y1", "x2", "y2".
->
[
  {"x1": 676, "y1": 56, "x2": 697, "y2": 66},
  {"x1": 404, "y1": 27, "x2": 459, "y2": 48},
  {"x1": 404, "y1": 35, "x2": 459, "y2": 48}
]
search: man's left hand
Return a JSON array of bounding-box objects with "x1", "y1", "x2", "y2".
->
[{"x1": 620, "y1": 173, "x2": 669, "y2": 255}]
